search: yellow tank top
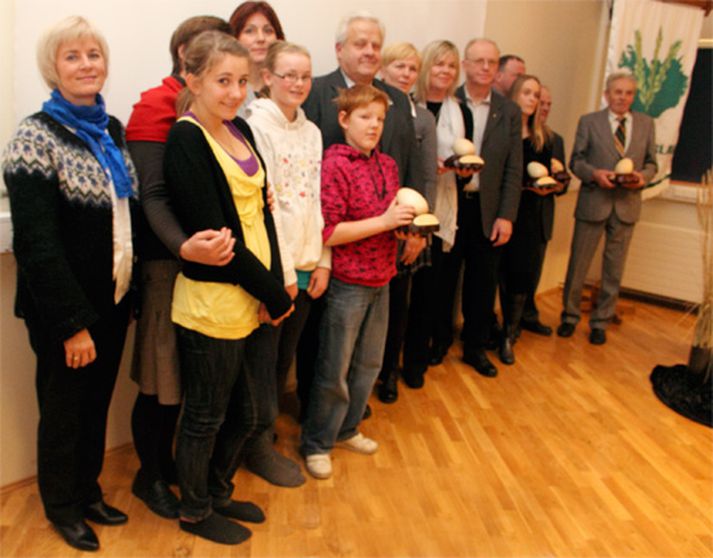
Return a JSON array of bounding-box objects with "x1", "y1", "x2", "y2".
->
[{"x1": 172, "y1": 116, "x2": 272, "y2": 340}]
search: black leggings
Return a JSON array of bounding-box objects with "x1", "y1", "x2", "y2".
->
[{"x1": 131, "y1": 393, "x2": 180, "y2": 483}]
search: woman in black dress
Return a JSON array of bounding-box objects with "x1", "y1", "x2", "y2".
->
[{"x1": 499, "y1": 74, "x2": 563, "y2": 364}]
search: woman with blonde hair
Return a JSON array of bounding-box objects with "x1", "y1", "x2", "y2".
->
[
  {"x1": 377, "y1": 41, "x2": 437, "y2": 401},
  {"x1": 407, "y1": 40, "x2": 475, "y2": 385},
  {"x1": 3, "y1": 16, "x2": 136, "y2": 551},
  {"x1": 499, "y1": 74, "x2": 562, "y2": 364}
]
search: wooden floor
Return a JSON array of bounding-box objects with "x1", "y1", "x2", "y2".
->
[{"x1": 1, "y1": 291, "x2": 710, "y2": 558}]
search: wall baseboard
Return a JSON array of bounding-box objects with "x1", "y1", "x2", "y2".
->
[{"x1": 0, "y1": 443, "x2": 133, "y2": 495}]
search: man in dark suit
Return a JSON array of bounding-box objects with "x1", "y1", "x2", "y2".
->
[
  {"x1": 557, "y1": 71, "x2": 657, "y2": 345},
  {"x1": 446, "y1": 38, "x2": 522, "y2": 378},
  {"x1": 297, "y1": 12, "x2": 423, "y2": 413},
  {"x1": 301, "y1": 14, "x2": 421, "y2": 188}
]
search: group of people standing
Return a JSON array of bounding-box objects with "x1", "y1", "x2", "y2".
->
[{"x1": 2, "y1": 1, "x2": 657, "y2": 552}]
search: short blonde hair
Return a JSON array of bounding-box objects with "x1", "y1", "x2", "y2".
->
[
  {"x1": 381, "y1": 42, "x2": 420, "y2": 69},
  {"x1": 37, "y1": 16, "x2": 110, "y2": 90},
  {"x1": 415, "y1": 40, "x2": 460, "y2": 103}
]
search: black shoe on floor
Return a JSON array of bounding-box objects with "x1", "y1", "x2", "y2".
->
[
  {"x1": 52, "y1": 520, "x2": 99, "y2": 552},
  {"x1": 589, "y1": 328, "x2": 607, "y2": 345},
  {"x1": 556, "y1": 322, "x2": 576, "y2": 338},
  {"x1": 401, "y1": 369, "x2": 425, "y2": 389},
  {"x1": 377, "y1": 373, "x2": 398, "y2": 403},
  {"x1": 132, "y1": 474, "x2": 179, "y2": 519},
  {"x1": 84, "y1": 501, "x2": 128, "y2": 526},
  {"x1": 520, "y1": 319, "x2": 553, "y2": 336},
  {"x1": 428, "y1": 345, "x2": 447, "y2": 366},
  {"x1": 463, "y1": 350, "x2": 498, "y2": 378},
  {"x1": 363, "y1": 404, "x2": 372, "y2": 420}
]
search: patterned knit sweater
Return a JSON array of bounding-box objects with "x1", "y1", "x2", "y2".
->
[{"x1": 2, "y1": 112, "x2": 138, "y2": 341}]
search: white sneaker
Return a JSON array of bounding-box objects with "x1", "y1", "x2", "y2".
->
[
  {"x1": 305, "y1": 454, "x2": 332, "y2": 479},
  {"x1": 335, "y1": 432, "x2": 379, "y2": 455}
]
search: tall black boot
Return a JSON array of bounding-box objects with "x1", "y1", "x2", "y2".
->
[{"x1": 499, "y1": 293, "x2": 527, "y2": 365}]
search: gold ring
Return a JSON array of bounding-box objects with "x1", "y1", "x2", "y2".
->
[{"x1": 72, "y1": 356, "x2": 79, "y2": 361}]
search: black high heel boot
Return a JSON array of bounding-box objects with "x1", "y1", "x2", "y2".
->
[{"x1": 499, "y1": 293, "x2": 527, "y2": 365}]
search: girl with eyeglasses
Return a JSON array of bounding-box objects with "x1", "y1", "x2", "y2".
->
[{"x1": 246, "y1": 41, "x2": 328, "y2": 487}]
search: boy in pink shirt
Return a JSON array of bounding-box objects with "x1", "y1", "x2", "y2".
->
[{"x1": 301, "y1": 85, "x2": 415, "y2": 479}]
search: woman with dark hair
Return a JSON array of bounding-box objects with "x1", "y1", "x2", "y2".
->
[
  {"x1": 499, "y1": 74, "x2": 562, "y2": 365},
  {"x1": 2, "y1": 15, "x2": 136, "y2": 552},
  {"x1": 125, "y1": 15, "x2": 234, "y2": 521},
  {"x1": 229, "y1": 1, "x2": 285, "y2": 117}
]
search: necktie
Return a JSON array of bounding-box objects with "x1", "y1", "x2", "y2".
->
[{"x1": 614, "y1": 116, "x2": 626, "y2": 157}]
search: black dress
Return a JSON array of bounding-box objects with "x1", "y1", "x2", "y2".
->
[{"x1": 501, "y1": 137, "x2": 553, "y2": 293}]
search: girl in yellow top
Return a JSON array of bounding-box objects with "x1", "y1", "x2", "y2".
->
[{"x1": 163, "y1": 31, "x2": 292, "y2": 545}]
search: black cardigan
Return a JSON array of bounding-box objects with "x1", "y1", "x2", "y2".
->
[{"x1": 163, "y1": 117, "x2": 291, "y2": 319}]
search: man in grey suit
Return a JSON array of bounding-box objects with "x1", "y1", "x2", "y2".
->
[
  {"x1": 557, "y1": 72, "x2": 657, "y2": 345},
  {"x1": 444, "y1": 38, "x2": 522, "y2": 377}
]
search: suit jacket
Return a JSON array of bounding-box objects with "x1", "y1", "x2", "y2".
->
[
  {"x1": 455, "y1": 86, "x2": 523, "y2": 238},
  {"x1": 302, "y1": 69, "x2": 423, "y2": 192},
  {"x1": 570, "y1": 108, "x2": 657, "y2": 224}
]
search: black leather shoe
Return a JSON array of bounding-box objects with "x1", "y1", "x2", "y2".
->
[
  {"x1": 52, "y1": 520, "x2": 99, "y2": 552},
  {"x1": 556, "y1": 322, "x2": 576, "y2": 338},
  {"x1": 428, "y1": 345, "x2": 447, "y2": 365},
  {"x1": 84, "y1": 500, "x2": 128, "y2": 526},
  {"x1": 377, "y1": 373, "x2": 398, "y2": 403},
  {"x1": 132, "y1": 475, "x2": 179, "y2": 519},
  {"x1": 520, "y1": 319, "x2": 553, "y2": 336},
  {"x1": 589, "y1": 328, "x2": 607, "y2": 345},
  {"x1": 463, "y1": 350, "x2": 498, "y2": 378},
  {"x1": 402, "y1": 369, "x2": 425, "y2": 389}
]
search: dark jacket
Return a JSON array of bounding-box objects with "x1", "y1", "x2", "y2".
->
[{"x1": 302, "y1": 68, "x2": 423, "y2": 193}]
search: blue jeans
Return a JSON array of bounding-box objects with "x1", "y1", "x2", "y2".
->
[
  {"x1": 175, "y1": 325, "x2": 273, "y2": 521},
  {"x1": 301, "y1": 278, "x2": 389, "y2": 456}
]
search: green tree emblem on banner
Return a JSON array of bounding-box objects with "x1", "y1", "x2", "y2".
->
[{"x1": 619, "y1": 28, "x2": 688, "y2": 118}]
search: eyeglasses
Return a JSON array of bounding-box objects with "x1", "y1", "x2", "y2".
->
[
  {"x1": 272, "y1": 72, "x2": 312, "y2": 84},
  {"x1": 464, "y1": 58, "x2": 498, "y2": 68}
]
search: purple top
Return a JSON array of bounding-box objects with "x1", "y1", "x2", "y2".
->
[{"x1": 185, "y1": 112, "x2": 259, "y2": 176}]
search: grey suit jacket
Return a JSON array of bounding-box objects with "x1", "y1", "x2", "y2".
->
[
  {"x1": 302, "y1": 68, "x2": 423, "y2": 192},
  {"x1": 455, "y1": 86, "x2": 523, "y2": 238},
  {"x1": 570, "y1": 109, "x2": 657, "y2": 224}
]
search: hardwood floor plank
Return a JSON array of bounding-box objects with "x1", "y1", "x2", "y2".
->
[{"x1": 0, "y1": 293, "x2": 710, "y2": 557}]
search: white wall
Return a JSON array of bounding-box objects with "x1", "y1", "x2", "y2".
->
[{"x1": 12, "y1": 0, "x2": 488, "y2": 127}]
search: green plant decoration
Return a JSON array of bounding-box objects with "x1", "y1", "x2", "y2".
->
[{"x1": 619, "y1": 28, "x2": 688, "y2": 118}]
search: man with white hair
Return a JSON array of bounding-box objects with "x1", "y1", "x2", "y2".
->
[
  {"x1": 296, "y1": 12, "x2": 423, "y2": 430},
  {"x1": 557, "y1": 71, "x2": 657, "y2": 345},
  {"x1": 302, "y1": 12, "x2": 421, "y2": 186}
]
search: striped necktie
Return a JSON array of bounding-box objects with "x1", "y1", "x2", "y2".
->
[{"x1": 614, "y1": 116, "x2": 626, "y2": 157}]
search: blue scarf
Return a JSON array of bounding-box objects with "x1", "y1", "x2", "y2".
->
[{"x1": 42, "y1": 89, "x2": 133, "y2": 199}]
